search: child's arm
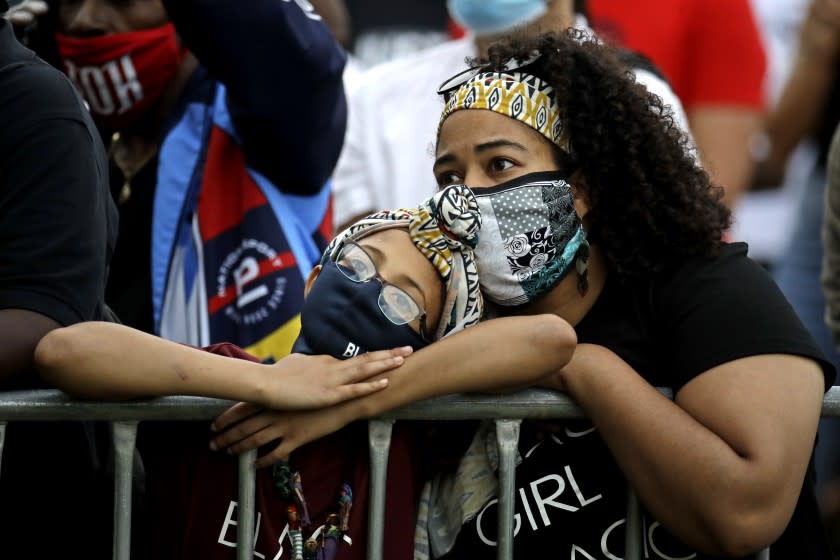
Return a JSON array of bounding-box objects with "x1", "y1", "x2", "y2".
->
[
  {"x1": 209, "y1": 314, "x2": 576, "y2": 467},
  {"x1": 34, "y1": 322, "x2": 408, "y2": 409}
]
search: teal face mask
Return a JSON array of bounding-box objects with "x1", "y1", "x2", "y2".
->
[{"x1": 447, "y1": 0, "x2": 548, "y2": 36}]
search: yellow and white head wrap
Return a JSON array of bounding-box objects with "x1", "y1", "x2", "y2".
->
[
  {"x1": 323, "y1": 185, "x2": 483, "y2": 340},
  {"x1": 439, "y1": 70, "x2": 568, "y2": 151}
]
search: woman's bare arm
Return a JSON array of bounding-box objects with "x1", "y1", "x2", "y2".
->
[{"x1": 558, "y1": 344, "x2": 824, "y2": 557}]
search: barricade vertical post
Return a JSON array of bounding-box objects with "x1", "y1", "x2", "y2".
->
[
  {"x1": 367, "y1": 419, "x2": 394, "y2": 560},
  {"x1": 112, "y1": 421, "x2": 138, "y2": 560},
  {"x1": 0, "y1": 422, "x2": 6, "y2": 479},
  {"x1": 238, "y1": 450, "x2": 257, "y2": 560},
  {"x1": 495, "y1": 420, "x2": 520, "y2": 560},
  {"x1": 0, "y1": 421, "x2": 6, "y2": 480},
  {"x1": 624, "y1": 487, "x2": 641, "y2": 560}
]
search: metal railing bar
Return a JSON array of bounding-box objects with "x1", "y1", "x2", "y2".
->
[
  {"x1": 367, "y1": 419, "x2": 394, "y2": 560},
  {"x1": 0, "y1": 389, "x2": 657, "y2": 422},
  {"x1": 112, "y1": 421, "x2": 138, "y2": 560},
  {"x1": 495, "y1": 420, "x2": 520, "y2": 560},
  {"x1": 2, "y1": 386, "x2": 836, "y2": 560},
  {"x1": 624, "y1": 488, "x2": 641, "y2": 560},
  {"x1": 0, "y1": 392, "x2": 235, "y2": 421},
  {"x1": 3, "y1": 387, "x2": 840, "y2": 422},
  {"x1": 237, "y1": 450, "x2": 257, "y2": 560},
  {"x1": 0, "y1": 422, "x2": 5, "y2": 479}
]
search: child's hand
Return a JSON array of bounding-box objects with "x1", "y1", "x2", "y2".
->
[
  {"x1": 209, "y1": 347, "x2": 414, "y2": 465},
  {"x1": 259, "y1": 347, "x2": 413, "y2": 410},
  {"x1": 209, "y1": 403, "x2": 349, "y2": 468}
]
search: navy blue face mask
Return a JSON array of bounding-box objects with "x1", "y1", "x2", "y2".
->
[{"x1": 291, "y1": 261, "x2": 430, "y2": 358}]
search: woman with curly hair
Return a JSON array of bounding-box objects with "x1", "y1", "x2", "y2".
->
[
  {"x1": 211, "y1": 30, "x2": 835, "y2": 559},
  {"x1": 423, "y1": 29, "x2": 835, "y2": 559}
]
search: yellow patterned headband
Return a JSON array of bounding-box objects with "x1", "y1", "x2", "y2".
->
[{"x1": 439, "y1": 71, "x2": 568, "y2": 151}]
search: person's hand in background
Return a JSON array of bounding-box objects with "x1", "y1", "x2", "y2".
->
[{"x1": 3, "y1": 0, "x2": 48, "y2": 26}]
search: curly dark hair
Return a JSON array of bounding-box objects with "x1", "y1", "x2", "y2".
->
[{"x1": 474, "y1": 30, "x2": 731, "y2": 279}]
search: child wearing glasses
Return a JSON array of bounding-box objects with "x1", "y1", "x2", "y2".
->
[{"x1": 33, "y1": 185, "x2": 576, "y2": 560}]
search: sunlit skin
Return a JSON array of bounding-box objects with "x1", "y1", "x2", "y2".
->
[
  {"x1": 305, "y1": 228, "x2": 444, "y2": 338},
  {"x1": 434, "y1": 109, "x2": 607, "y2": 326}
]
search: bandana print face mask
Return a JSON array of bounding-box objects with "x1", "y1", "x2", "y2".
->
[
  {"x1": 55, "y1": 23, "x2": 185, "y2": 130},
  {"x1": 471, "y1": 171, "x2": 589, "y2": 306}
]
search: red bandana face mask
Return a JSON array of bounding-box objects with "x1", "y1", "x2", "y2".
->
[{"x1": 55, "y1": 23, "x2": 185, "y2": 130}]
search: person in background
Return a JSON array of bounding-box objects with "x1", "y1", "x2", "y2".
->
[
  {"x1": 10, "y1": 0, "x2": 347, "y2": 363},
  {"x1": 746, "y1": 0, "x2": 840, "y2": 534},
  {"x1": 822, "y1": 124, "x2": 840, "y2": 549},
  {"x1": 331, "y1": 0, "x2": 691, "y2": 233},
  {"x1": 588, "y1": 0, "x2": 768, "y2": 208},
  {"x1": 0, "y1": 2, "x2": 118, "y2": 556},
  {"x1": 731, "y1": 0, "x2": 813, "y2": 271},
  {"x1": 311, "y1": 0, "x2": 352, "y2": 51},
  {"x1": 826, "y1": 123, "x2": 840, "y2": 356},
  {"x1": 344, "y1": 0, "x2": 450, "y2": 68}
]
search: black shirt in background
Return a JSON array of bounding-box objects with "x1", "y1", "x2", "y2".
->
[
  {"x1": 106, "y1": 157, "x2": 159, "y2": 334},
  {"x1": 0, "y1": 20, "x2": 117, "y2": 330},
  {"x1": 0, "y1": 18, "x2": 118, "y2": 560}
]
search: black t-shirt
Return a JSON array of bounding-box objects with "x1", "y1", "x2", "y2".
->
[
  {"x1": 106, "y1": 155, "x2": 159, "y2": 334},
  {"x1": 0, "y1": 20, "x2": 117, "y2": 330},
  {"x1": 0, "y1": 20, "x2": 118, "y2": 559},
  {"x1": 442, "y1": 243, "x2": 835, "y2": 560}
]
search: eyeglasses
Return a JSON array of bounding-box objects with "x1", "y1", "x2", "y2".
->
[
  {"x1": 437, "y1": 50, "x2": 543, "y2": 99},
  {"x1": 334, "y1": 241, "x2": 429, "y2": 338}
]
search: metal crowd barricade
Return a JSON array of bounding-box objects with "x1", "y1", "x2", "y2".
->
[{"x1": 1, "y1": 387, "x2": 839, "y2": 560}]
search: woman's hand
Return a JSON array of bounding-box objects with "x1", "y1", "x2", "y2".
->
[
  {"x1": 209, "y1": 402, "x2": 351, "y2": 468},
  {"x1": 257, "y1": 347, "x2": 413, "y2": 410},
  {"x1": 537, "y1": 343, "x2": 613, "y2": 393}
]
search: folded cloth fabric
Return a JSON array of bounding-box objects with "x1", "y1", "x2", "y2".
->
[{"x1": 323, "y1": 184, "x2": 483, "y2": 340}]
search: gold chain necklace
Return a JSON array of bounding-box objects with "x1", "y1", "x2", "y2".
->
[{"x1": 109, "y1": 132, "x2": 160, "y2": 205}]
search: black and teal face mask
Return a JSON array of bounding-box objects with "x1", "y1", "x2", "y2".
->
[{"x1": 471, "y1": 171, "x2": 589, "y2": 306}]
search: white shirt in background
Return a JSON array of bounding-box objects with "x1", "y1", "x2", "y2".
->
[{"x1": 333, "y1": 23, "x2": 692, "y2": 228}]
